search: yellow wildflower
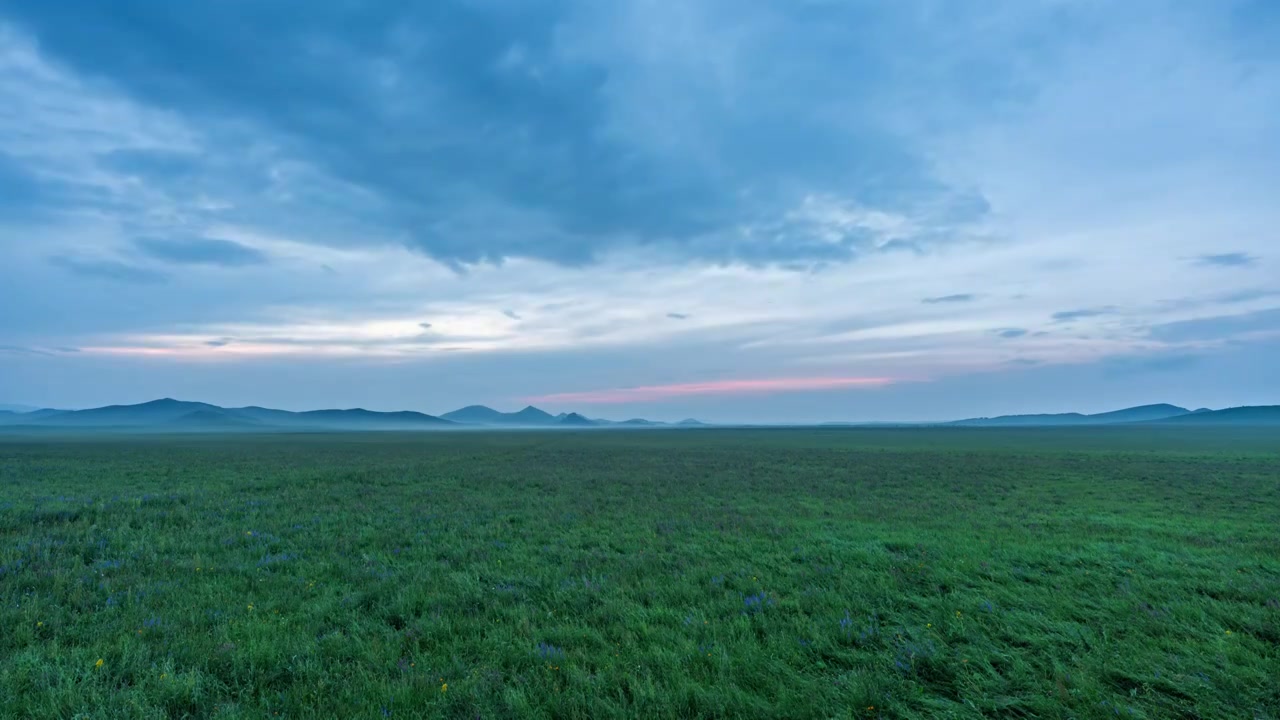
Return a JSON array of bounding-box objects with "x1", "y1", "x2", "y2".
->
[
  {"x1": 95, "y1": 658, "x2": 104, "y2": 668},
  {"x1": 441, "y1": 682, "x2": 448, "y2": 693}
]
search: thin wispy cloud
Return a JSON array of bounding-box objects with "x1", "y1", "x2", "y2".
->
[
  {"x1": 135, "y1": 237, "x2": 267, "y2": 267},
  {"x1": 527, "y1": 377, "x2": 896, "y2": 405},
  {"x1": 0, "y1": 344, "x2": 54, "y2": 357},
  {"x1": 1194, "y1": 252, "x2": 1259, "y2": 268},
  {"x1": 1052, "y1": 307, "x2": 1117, "y2": 323},
  {"x1": 922, "y1": 294, "x2": 976, "y2": 304}
]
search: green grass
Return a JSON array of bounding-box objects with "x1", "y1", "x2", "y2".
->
[{"x1": 2, "y1": 428, "x2": 1278, "y2": 719}]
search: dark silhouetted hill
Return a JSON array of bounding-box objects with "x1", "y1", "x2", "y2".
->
[
  {"x1": 27, "y1": 398, "x2": 220, "y2": 427},
  {"x1": 510, "y1": 406, "x2": 556, "y2": 424},
  {"x1": 441, "y1": 405, "x2": 558, "y2": 426},
  {"x1": 441, "y1": 405, "x2": 509, "y2": 424}
]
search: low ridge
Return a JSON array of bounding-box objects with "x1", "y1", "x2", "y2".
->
[
  {"x1": 1151, "y1": 406, "x2": 1280, "y2": 426},
  {"x1": 949, "y1": 403, "x2": 1190, "y2": 427}
]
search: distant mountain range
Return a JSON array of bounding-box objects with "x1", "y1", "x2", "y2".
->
[
  {"x1": 0, "y1": 399, "x2": 701, "y2": 432},
  {"x1": 0, "y1": 399, "x2": 1277, "y2": 432}
]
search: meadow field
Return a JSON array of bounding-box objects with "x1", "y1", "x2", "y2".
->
[{"x1": 1, "y1": 428, "x2": 1277, "y2": 719}]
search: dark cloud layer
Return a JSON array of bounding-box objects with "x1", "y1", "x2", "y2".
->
[{"x1": 0, "y1": 0, "x2": 997, "y2": 266}]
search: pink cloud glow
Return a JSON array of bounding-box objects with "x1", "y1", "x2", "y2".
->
[{"x1": 526, "y1": 376, "x2": 896, "y2": 404}]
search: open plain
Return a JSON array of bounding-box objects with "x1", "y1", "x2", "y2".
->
[{"x1": 2, "y1": 428, "x2": 1278, "y2": 718}]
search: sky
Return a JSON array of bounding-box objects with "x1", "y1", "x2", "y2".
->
[{"x1": 0, "y1": 0, "x2": 1277, "y2": 423}]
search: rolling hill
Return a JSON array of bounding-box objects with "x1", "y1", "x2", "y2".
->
[
  {"x1": 441, "y1": 405, "x2": 559, "y2": 426},
  {"x1": 15, "y1": 398, "x2": 222, "y2": 427},
  {"x1": 948, "y1": 404, "x2": 1191, "y2": 427},
  {"x1": 0, "y1": 399, "x2": 455, "y2": 432},
  {"x1": 168, "y1": 408, "x2": 265, "y2": 430},
  {"x1": 1149, "y1": 406, "x2": 1280, "y2": 426}
]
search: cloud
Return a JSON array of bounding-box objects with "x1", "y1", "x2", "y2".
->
[
  {"x1": 1148, "y1": 309, "x2": 1280, "y2": 343},
  {"x1": 666, "y1": 312, "x2": 690, "y2": 320},
  {"x1": 1101, "y1": 352, "x2": 1200, "y2": 376},
  {"x1": 0, "y1": 344, "x2": 54, "y2": 357},
  {"x1": 47, "y1": 256, "x2": 167, "y2": 284},
  {"x1": 1194, "y1": 252, "x2": 1259, "y2": 267},
  {"x1": 418, "y1": 322, "x2": 433, "y2": 330},
  {"x1": 0, "y1": 151, "x2": 51, "y2": 214},
  {"x1": 96, "y1": 148, "x2": 201, "y2": 180},
  {"x1": 922, "y1": 294, "x2": 976, "y2": 304},
  {"x1": 204, "y1": 338, "x2": 232, "y2": 347},
  {"x1": 1051, "y1": 307, "x2": 1116, "y2": 323},
  {"x1": 502, "y1": 309, "x2": 522, "y2": 321},
  {"x1": 0, "y1": 1, "x2": 995, "y2": 267},
  {"x1": 134, "y1": 237, "x2": 267, "y2": 267},
  {"x1": 526, "y1": 376, "x2": 896, "y2": 405},
  {"x1": 3, "y1": 2, "x2": 1280, "y2": 421},
  {"x1": 995, "y1": 328, "x2": 1028, "y2": 338},
  {"x1": 1219, "y1": 289, "x2": 1279, "y2": 304}
]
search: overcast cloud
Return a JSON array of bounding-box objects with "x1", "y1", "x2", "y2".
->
[{"x1": 0, "y1": 1, "x2": 1277, "y2": 421}]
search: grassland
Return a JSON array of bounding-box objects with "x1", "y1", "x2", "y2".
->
[{"x1": 1, "y1": 428, "x2": 1278, "y2": 719}]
